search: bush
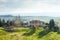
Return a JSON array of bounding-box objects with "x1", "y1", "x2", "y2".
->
[{"x1": 53, "y1": 26, "x2": 58, "y2": 32}]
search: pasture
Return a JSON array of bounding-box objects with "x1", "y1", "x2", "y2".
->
[{"x1": 0, "y1": 27, "x2": 60, "y2": 40}]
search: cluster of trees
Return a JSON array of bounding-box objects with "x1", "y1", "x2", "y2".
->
[
  {"x1": 46, "y1": 19, "x2": 58, "y2": 32},
  {"x1": 0, "y1": 18, "x2": 59, "y2": 32},
  {"x1": 0, "y1": 19, "x2": 14, "y2": 27}
]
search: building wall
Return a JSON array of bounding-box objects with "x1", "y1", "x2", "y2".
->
[{"x1": 28, "y1": 20, "x2": 45, "y2": 27}]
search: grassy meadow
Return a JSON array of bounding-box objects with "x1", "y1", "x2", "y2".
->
[{"x1": 0, "y1": 27, "x2": 60, "y2": 40}]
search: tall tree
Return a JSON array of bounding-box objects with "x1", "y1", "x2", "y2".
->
[
  {"x1": 6, "y1": 20, "x2": 10, "y2": 26},
  {"x1": 49, "y1": 19, "x2": 55, "y2": 30},
  {"x1": 0, "y1": 19, "x2": 2, "y2": 27},
  {"x1": 2, "y1": 19, "x2": 5, "y2": 26}
]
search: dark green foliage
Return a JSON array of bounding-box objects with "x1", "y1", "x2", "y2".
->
[
  {"x1": 49, "y1": 19, "x2": 55, "y2": 30},
  {"x1": 10, "y1": 21, "x2": 13, "y2": 25},
  {"x1": 0, "y1": 18, "x2": 14, "y2": 27},
  {"x1": 0, "y1": 19, "x2": 6, "y2": 27},
  {"x1": 48, "y1": 19, "x2": 59, "y2": 32},
  {"x1": 0, "y1": 19, "x2": 2, "y2": 27},
  {"x1": 53, "y1": 26, "x2": 58, "y2": 32},
  {"x1": 38, "y1": 29, "x2": 51, "y2": 38},
  {"x1": 23, "y1": 26, "x2": 36, "y2": 36},
  {"x1": 2, "y1": 19, "x2": 6, "y2": 26},
  {"x1": 6, "y1": 20, "x2": 14, "y2": 26},
  {"x1": 10, "y1": 21, "x2": 14, "y2": 26},
  {"x1": 6, "y1": 20, "x2": 10, "y2": 26},
  {"x1": 45, "y1": 23, "x2": 49, "y2": 26}
]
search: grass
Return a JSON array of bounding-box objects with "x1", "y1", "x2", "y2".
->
[{"x1": 0, "y1": 27, "x2": 60, "y2": 40}]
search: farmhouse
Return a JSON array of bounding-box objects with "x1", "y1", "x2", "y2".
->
[{"x1": 28, "y1": 20, "x2": 46, "y2": 27}]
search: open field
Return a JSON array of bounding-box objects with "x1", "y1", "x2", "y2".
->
[{"x1": 0, "y1": 27, "x2": 60, "y2": 40}]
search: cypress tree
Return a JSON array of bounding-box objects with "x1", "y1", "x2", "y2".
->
[{"x1": 49, "y1": 19, "x2": 55, "y2": 30}]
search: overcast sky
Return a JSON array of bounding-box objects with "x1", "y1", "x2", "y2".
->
[{"x1": 0, "y1": 0, "x2": 60, "y2": 17}]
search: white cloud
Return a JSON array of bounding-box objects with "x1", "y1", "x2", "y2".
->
[
  {"x1": 0, "y1": 0, "x2": 60, "y2": 17},
  {"x1": 0, "y1": 0, "x2": 7, "y2": 2}
]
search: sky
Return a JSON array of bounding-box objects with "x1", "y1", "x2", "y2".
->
[{"x1": 0, "y1": 0, "x2": 60, "y2": 17}]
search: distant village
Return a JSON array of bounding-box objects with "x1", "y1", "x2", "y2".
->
[{"x1": 0, "y1": 15, "x2": 60, "y2": 32}]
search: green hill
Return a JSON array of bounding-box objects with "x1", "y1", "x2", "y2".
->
[{"x1": 0, "y1": 27, "x2": 60, "y2": 40}]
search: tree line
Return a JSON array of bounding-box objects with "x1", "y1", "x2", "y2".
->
[
  {"x1": 0, "y1": 19, "x2": 14, "y2": 27},
  {"x1": 0, "y1": 18, "x2": 59, "y2": 32}
]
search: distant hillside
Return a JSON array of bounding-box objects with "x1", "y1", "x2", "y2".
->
[
  {"x1": 0, "y1": 15, "x2": 13, "y2": 17},
  {"x1": 0, "y1": 15, "x2": 60, "y2": 23},
  {"x1": 0, "y1": 15, "x2": 14, "y2": 21},
  {"x1": 21, "y1": 16, "x2": 60, "y2": 23}
]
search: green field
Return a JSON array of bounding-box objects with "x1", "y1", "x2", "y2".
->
[{"x1": 0, "y1": 27, "x2": 60, "y2": 40}]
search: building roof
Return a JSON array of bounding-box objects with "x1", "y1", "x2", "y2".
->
[{"x1": 30, "y1": 20, "x2": 44, "y2": 23}]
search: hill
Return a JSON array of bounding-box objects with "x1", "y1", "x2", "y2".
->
[
  {"x1": 0, "y1": 27, "x2": 60, "y2": 40},
  {"x1": 0, "y1": 15, "x2": 13, "y2": 17},
  {"x1": 0, "y1": 15, "x2": 60, "y2": 22}
]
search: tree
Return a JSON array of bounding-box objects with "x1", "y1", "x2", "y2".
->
[
  {"x1": 4, "y1": 20, "x2": 15, "y2": 31},
  {"x1": 49, "y1": 19, "x2": 55, "y2": 30},
  {"x1": 2, "y1": 19, "x2": 6, "y2": 26},
  {"x1": 6, "y1": 20, "x2": 14, "y2": 26},
  {"x1": 10, "y1": 21, "x2": 14, "y2": 26},
  {"x1": 45, "y1": 23, "x2": 49, "y2": 26},
  {"x1": 6, "y1": 20, "x2": 10, "y2": 26},
  {"x1": 0, "y1": 19, "x2": 2, "y2": 27}
]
